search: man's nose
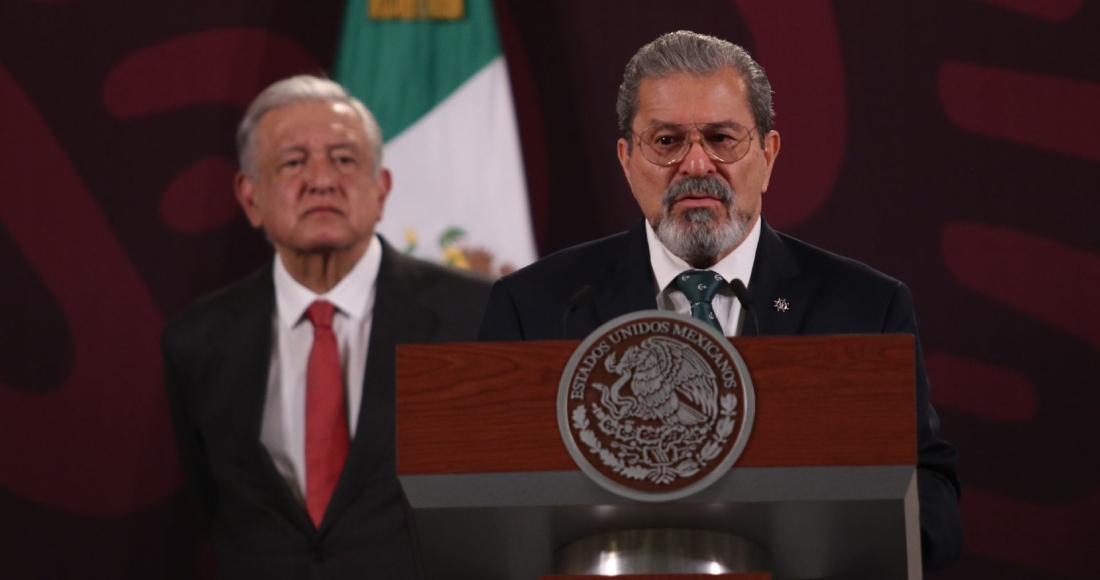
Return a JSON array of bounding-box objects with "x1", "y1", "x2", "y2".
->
[
  {"x1": 679, "y1": 131, "x2": 716, "y2": 176},
  {"x1": 304, "y1": 158, "x2": 337, "y2": 193}
]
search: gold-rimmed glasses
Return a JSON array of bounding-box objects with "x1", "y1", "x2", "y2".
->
[{"x1": 633, "y1": 122, "x2": 758, "y2": 166}]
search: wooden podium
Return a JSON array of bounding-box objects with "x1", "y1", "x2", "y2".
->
[{"x1": 396, "y1": 335, "x2": 921, "y2": 580}]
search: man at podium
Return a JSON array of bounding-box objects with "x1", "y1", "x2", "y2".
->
[{"x1": 478, "y1": 30, "x2": 962, "y2": 570}]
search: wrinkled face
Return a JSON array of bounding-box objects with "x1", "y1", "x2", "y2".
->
[
  {"x1": 617, "y1": 67, "x2": 780, "y2": 264},
  {"x1": 235, "y1": 100, "x2": 390, "y2": 259}
]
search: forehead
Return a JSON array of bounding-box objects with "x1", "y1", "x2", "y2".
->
[
  {"x1": 256, "y1": 100, "x2": 367, "y2": 151},
  {"x1": 634, "y1": 67, "x2": 752, "y2": 129}
]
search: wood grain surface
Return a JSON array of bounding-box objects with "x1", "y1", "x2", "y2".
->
[{"x1": 396, "y1": 335, "x2": 916, "y2": 475}]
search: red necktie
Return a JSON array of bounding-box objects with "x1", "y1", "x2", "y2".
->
[{"x1": 304, "y1": 300, "x2": 350, "y2": 527}]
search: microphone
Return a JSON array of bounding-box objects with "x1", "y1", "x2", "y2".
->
[
  {"x1": 729, "y1": 278, "x2": 759, "y2": 337},
  {"x1": 563, "y1": 284, "x2": 594, "y2": 339}
]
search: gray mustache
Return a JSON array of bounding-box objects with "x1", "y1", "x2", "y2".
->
[{"x1": 662, "y1": 177, "x2": 734, "y2": 207}]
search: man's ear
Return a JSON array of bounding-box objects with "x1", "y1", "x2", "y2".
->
[
  {"x1": 235, "y1": 172, "x2": 264, "y2": 228},
  {"x1": 760, "y1": 130, "x2": 781, "y2": 194},
  {"x1": 374, "y1": 168, "x2": 392, "y2": 222},
  {"x1": 617, "y1": 138, "x2": 633, "y2": 188}
]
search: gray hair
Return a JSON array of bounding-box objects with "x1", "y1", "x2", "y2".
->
[
  {"x1": 616, "y1": 31, "x2": 774, "y2": 147},
  {"x1": 236, "y1": 75, "x2": 384, "y2": 179}
]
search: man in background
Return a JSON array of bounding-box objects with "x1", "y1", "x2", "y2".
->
[
  {"x1": 163, "y1": 75, "x2": 490, "y2": 578},
  {"x1": 478, "y1": 31, "x2": 962, "y2": 570}
]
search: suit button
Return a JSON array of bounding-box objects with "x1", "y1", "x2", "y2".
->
[{"x1": 314, "y1": 547, "x2": 327, "y2": 563}]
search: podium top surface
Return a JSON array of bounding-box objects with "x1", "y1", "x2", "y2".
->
[{"x1": 396, "y1": 334, "x2": 917, "y2": 477}]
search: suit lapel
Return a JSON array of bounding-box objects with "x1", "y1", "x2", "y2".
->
[
  {"x1": 581, "y1": 219, "x2": 813, "y2": 338},
  {"x1": 590, "y1": 222, "x2": 660, "y2": 332},
  {"x1": 218, "y1": 267, "x2": 316, "y2": 534},
  {"x1": 746, "y1": 219, "x2": 813, "y2": 336},
  {"x1": 322, "y1": 241, "x2": 437, "y2": 529},
  {"x1": 223, "y1": 274, "x2": 273, "y2": 451}
]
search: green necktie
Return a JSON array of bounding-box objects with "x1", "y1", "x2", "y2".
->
[{"x1": 675, "y1": 269, "x2": 725, "y2": 333}]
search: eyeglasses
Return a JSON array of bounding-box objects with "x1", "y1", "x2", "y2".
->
[{"x1": 633, "y1": 123, "x2": 758, "y2": 166}]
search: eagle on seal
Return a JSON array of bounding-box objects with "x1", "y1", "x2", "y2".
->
[{"x1": 593, "y1": 336, "x2": 718, "y2": 425}]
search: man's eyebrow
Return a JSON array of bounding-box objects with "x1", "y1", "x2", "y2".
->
[
  {"x1": 327, "y1": 142, "x2": 361, "y2": 153},
  {"x1": 643, "y1": 119, "x2": 743, "y2": 129},
  {"x1": 274, "y1": 142, "x2": 360, "y2": 156},
  {"x1": 644, "y1": 119, "x2": 680, "y2": 129},
  {"x1": 700, "y1": 120, "x2": 745, "y2": 129},
  {"x1": 277, "y1": 144, "x2": 308, "y2": 156}
]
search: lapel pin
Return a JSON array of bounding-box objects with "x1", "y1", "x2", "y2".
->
[{"x1": 773, "y1": 298, "x2": 790, "y2": 312}]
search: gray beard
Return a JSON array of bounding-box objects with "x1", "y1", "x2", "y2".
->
[{"x1": 651, "y1": 176, "x2": 749, "y2": 269}]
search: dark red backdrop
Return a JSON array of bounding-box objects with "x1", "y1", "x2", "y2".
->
[{"x1": 1, "y1": 0, "x2": 1097, "y2": 578}]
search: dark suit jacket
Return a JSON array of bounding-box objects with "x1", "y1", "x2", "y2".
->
[
  {"x1": 478, "y1": 219, "x2": 963, "y2": 570},
  {"x1": 163, "y1": 239, "x2": 492, "y2": 579}
]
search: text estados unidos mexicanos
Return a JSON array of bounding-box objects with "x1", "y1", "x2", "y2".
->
[{"x1": 570, "y1": 322, "x2": 737, "y2": 401}]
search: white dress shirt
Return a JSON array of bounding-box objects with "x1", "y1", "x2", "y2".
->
[
  {"x1": 645, "y1": 219, "x2": 761, "y2": 336},
  {"x1": 260, "y1": 236, "x2": 383, "y2": 502}
]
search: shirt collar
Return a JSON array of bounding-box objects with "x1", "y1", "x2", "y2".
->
[
  {"x1": 645, "y1": 216, "x2": 761, "y2": 292},
  {"x1": 273, "y1": 235, "x2": 383, "y2": 328}
]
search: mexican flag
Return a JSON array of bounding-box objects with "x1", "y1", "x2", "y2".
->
[{"x1": 334, "y1": 0, "x2": 536, "y2": 275}]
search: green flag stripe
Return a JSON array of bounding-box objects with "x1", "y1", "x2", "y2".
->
[{"x1": 334, "y1": 0, "x2": 502, "y2": 142}]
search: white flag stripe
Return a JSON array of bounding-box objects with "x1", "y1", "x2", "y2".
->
[{"x1": 377, "y1": 56, "x2": 536, "y2": 270}]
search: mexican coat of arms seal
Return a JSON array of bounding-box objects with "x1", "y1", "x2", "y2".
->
[{"x1": 558, "y1": 311, "x2": 755, "y2": 501}]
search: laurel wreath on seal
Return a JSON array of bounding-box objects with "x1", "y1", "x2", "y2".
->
[{"x1": 571, "y1": 393, "x2": 738, "y2": 485}]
